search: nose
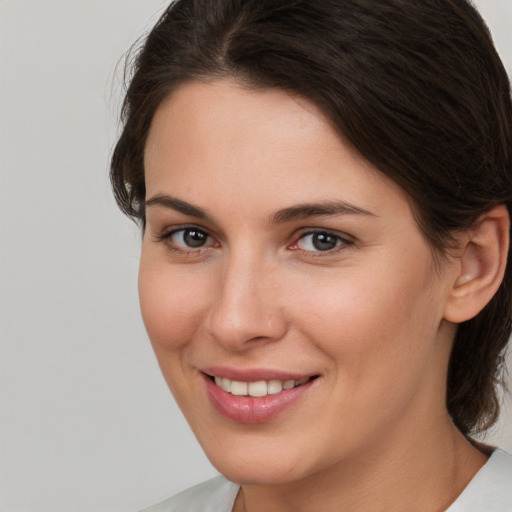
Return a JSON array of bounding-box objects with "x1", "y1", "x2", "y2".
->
[{"x1": 206, "y1": 249, "x2": 288, "y2": 351}]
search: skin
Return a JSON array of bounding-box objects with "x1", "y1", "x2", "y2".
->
[{"x1": 140, "y1": 79, "x2": 490, "y2": 511}]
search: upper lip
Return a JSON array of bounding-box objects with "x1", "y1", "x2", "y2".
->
[{"x1": 200, "y1": 366, "x2": 317, "y2": 382}]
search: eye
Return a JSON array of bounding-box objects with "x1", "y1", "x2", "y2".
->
[
  {"x1": 292, "y1": 231, "x2": 349, "y2": 252},
  {"x1": 159, "y1": 227, "x2": 217, "y2": 250}
]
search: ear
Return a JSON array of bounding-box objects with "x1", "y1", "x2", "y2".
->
[{"x1": 443, "y1": 205, "x2": 510, "y2": 323}]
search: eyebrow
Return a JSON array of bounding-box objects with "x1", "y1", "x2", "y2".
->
[
  {"x1": 145, "y1": 194, "x2": 376, "y2": 223},
  {"x1": 270, "y1": 201, "x2": 376, "y2": 223},
  {"x1": 145, "y1": 194, "x2": 210, "y2": 219}
]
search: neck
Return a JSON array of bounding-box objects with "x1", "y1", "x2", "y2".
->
[{"x1": 234, "y1": 417, "x2": 487, "y2": 512}]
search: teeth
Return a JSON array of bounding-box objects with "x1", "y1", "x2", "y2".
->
[
  {"x1": 230, "y1": 381, "x2": 248, "y2": 396},
  {"x1": 212, "y1": 376, "x2": 312, "y2": 397},
  {"x1": 283, "y1": 380, "x2": 295, "y2": 390},
  {"x1": 248, "y1": 381, "x2": 267, "y2": 397},
  {"x1": 215, "y1": 376, "x2": 232, "y2": 392},
  {"x1": 220, "y1": 378, "x2": 231, "y2": 393},
  {"x1": 267, "y1": 380, "x2": 283, "y2": 394}
]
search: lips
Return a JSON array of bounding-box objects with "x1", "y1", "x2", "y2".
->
[
  {"x1": 213, "y1": 375, "x2": 313, "y2": 397},
  {"x1": 201, "y1": 368, "x2": 318, "y2": 424}
]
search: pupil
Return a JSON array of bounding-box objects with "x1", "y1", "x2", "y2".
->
[
  {"x1": 184, "y1": 230, "x2": 207, "y2": 248},
  {"x1": 313, "y1": 233, "x2": 337, "y2": 251}
]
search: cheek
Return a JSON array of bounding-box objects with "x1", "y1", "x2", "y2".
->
[
  {"x1": 138, "y1": 260, "x2": 211, "y2": 351},
  {"x1": 294, "y1": 262, "x2": 440, "y2": 379}
]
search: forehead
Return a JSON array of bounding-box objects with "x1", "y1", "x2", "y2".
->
[
  {"x1": 144, "y1": 79, "x2": 414, "y2": 228},
  {"x1": 145, "y1": 79, "x2": 334, "y2": 170}
]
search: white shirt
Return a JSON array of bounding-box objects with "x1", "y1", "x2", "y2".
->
[
  {"x1": 446, "y1": 449, "x2": 512, "y2": 511},
  {"x1": 142, "y1": 449, "x2": 512, "y2": 512}
]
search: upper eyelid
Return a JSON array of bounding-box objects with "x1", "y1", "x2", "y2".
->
[
  {"x1": 157, "y1": 225, "x2": 350, "y2": 237},
  {"x1": 155, "y1": 226, "x2": 218, "y2": 252},
  {"x1": 293, "y1": 227, "x2": 354, "y2": 242},
  {"x1": 156, "y1": 224, "x2": 214, "y2": 239},
  {"x1": 289, "y1": 228, "x2": 356, "y2": 253},
  {"x1": 153, "y1": 224, "x2": 354, "y2": 250}
]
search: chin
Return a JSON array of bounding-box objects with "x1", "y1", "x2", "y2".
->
[
  {"x1": 200, "y1": 439, "x2": 321, "y2": 486},
  {"x1": 214, "y1": 462, "x2": 307, "y2": 486}
]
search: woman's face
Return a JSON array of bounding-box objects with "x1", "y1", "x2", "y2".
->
[{"x1": 140, "y1": 80, "x2": 459, "y2": 485}]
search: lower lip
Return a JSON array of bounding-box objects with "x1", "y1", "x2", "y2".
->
[{"x1": 203, "y1": 374, "x2": 316, "y2": 424}]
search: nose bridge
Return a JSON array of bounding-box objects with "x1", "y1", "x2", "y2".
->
[{"x1": 207, "y1": 243, "x2": 286, "y2": 349}]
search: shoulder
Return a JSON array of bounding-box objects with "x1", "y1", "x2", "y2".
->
[
  {"x1": 447, "y1": 449, "x2": 512, "y2": 511},
  {"x1": 140, "y1": 476, "x2": 240, "y2": 512}
]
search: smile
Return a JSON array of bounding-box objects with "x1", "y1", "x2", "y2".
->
[
  {"x1": 203, "y1": 371, "x2": 319, "y2": 423},
  {"x1": 212, "y1": 376, "x2": 313, "y2": 397}
]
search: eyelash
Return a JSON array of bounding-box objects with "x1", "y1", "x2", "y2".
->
[
  {"x1": 154, "y1": 225, "x2": 218, "y2": 253},
  {"x1": 154, "y1": 225, "x2": 353, "y2": 256},
  {"x1": 289, "y1": 230, "x2": 353, "y2": 255}
]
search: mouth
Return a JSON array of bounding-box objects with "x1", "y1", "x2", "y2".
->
[
  {"x1": 206, "y1": 374, "x2": 318, "y2": 397},
  {"x1": 200, "y1": 368, "x2": 320, "y2": 423}
]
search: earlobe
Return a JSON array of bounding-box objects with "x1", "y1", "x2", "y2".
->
[{"x1": 444, "y1": 205, "x2": 510, "y2": 323}]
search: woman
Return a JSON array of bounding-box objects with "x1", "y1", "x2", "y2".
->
[{"x1": 111, "y1": 1, "x2": 512, "y2": 510}]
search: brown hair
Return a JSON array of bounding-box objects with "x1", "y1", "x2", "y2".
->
[{"x1": 111, "y1": 0, "x2": 512, "y2": 435}]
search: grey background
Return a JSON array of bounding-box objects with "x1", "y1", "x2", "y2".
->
[{"x1": 0, "y1": 1, "x2": 511, "y2": 510}]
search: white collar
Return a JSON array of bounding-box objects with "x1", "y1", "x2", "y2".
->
[{"x1": 446, "y1": 449, "x2": 512, "y2": 511}]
